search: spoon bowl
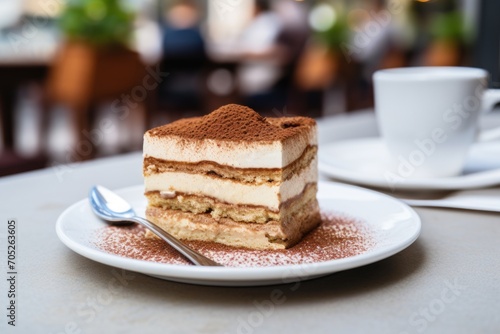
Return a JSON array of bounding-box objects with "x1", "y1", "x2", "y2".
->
[
  {"x1": 90, "y1": 185, "x2": 135, "y2": 223},
  {"x1": 89, "y1": 185, "x2": 222, "y2": 266}
]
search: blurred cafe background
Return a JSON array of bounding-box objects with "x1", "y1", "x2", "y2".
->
[{"x1": 0, "y1": 0, "x2": 498, "y2": 176}]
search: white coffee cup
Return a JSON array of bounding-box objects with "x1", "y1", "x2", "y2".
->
[{"x1": 374, "y1": 66, "x2": 500, "y2": 179}]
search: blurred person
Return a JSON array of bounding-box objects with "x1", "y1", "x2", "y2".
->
[
  {"x1": 162, "y1": 0, "x2": 205, "y2": 61},
  {"x1": 273, "y1": 0, "x2": 310, "y2": 87},
  {"x1": 339, "y1": 0, "x2": 410, "y2": 110},
  {"x1": 237, "y1": 0, "x2": 282, "y2": 96},
  {"x1": 347, "y1": 0, "x2": 406, "y2": 78},
  {"x1": 158, "y1": 0, "x2": 207, "y2": 114},
  {"x1": 274, "y1": 0, "x2": 309, "y2": 56},
  {"x1": 237, "y1": 0, "x2": 309, "y2": 113}
]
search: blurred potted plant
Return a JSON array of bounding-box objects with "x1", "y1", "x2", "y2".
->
[
  {"x1": 47, "y1": 0, "x2": 146, "y2": 160},
  {"x1": 295, "y1": 7, "x2": 350, "y2": 91},
  {"x1": 424, "y1": 11, "x2": 467, "y2": 66},
  {"x1": 59, "y1": 0, "x2": 133, "y2": 47},
  {"x1": 48, "y1": 0, "x2": 143, "y2": 106}
]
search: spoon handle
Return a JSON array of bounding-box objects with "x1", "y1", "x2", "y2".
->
[{"x1": 131, "y1": 216, "x2": 222, "y2": 266}]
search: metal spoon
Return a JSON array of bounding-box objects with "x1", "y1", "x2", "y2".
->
[{"x1": 89, "y1": 185, "x2": 222, "y2": 266}]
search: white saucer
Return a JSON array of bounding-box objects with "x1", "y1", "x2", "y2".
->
[
  {"x1": 55, "y1": 181, "x2": 421, "y2": 287},
  {"x1": 319, "y1": 138, "x2": 500, "y2": 191}
]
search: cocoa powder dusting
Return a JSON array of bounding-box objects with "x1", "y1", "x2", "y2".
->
[
  {"x1": 146, "y1": 104, "x2": 316, "y2": 142},
  {"x1": 93, "y1": 213, "x2": 376, "y2": 267}
]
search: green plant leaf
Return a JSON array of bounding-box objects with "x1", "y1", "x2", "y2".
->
[{"x1": 59, "y1": 0, "x2": 134, "y2": 47}]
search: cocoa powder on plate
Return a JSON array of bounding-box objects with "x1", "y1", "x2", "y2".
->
[{"x1": 93, "y1": 212, "x2": 375, "y2": 267}]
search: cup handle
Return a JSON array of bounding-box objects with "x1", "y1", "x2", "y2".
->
[
  {"x1": 482, "y1": 89, "x2": 500, "y2": 113},
  {"x1": 478, "y1": 89, "x2": 500, "y2": 142}
]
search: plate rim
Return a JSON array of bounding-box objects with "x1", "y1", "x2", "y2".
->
[
  {"x1": 56, "y1": 181, "x2": 421, "y2": 285},
  {"x1": 319, "y1": 137, "x2": 500, "y2": 190}
]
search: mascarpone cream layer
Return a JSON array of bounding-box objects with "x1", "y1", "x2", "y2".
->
[
  {"x1": 144, "y1": 158, "x2": 318, "y2": 209},
  {"x1": 143, "y1": 127, "x2": 317, "y2": 169}
]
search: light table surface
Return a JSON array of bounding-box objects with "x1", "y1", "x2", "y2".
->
[{"x1": 0, "y1": 111, "x2": 499, "y2": 334}]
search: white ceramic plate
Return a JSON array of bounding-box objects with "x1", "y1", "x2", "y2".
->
[
  {"x1": 56, "y1": 181, "x2": 421, "y2": 287},
  {"x1": 319, "y1": 138, "x2": 500, "y2": 191}
]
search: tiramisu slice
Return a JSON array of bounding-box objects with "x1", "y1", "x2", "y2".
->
[{"x1": 143, "y1": 104, "x2": 320, "y2": 250}]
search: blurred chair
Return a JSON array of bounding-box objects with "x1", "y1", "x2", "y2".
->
[
  {"x1": 0, "y1": 63, "x2": 48, "y2": 150},
  {"x1": 0, "y1": 1, "x2": 54, "y2": 175},
  {"x1": 0, "y1": 59, "x2": 50, "y2": 176}
]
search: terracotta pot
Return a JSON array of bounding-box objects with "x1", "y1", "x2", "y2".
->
[
  {"x1": 423, "y1": 40, "x2": 462, "y2": 67},
  {"x1": 47, "y1": 41, "x2": 145, "y2": 105},
  {"x1": 295, "y1": 43, "x2": 339, "y2": 90}
]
